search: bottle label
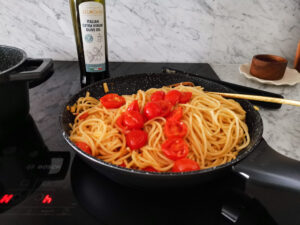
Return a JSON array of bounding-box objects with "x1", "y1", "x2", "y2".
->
[{"x1": 79, "y1": 2, "x2": 106, "y2": 73}]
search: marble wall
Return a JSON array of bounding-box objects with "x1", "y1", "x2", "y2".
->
[{"x1": 0, "y1": 0, "x2": 299, "y2": 63}]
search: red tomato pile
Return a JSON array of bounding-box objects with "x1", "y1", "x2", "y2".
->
[
  {"x1": 76, "y1": 90, "x2": 200, "y2": 173},
  {"x1": 116, "y1": 100, "x2": 148, "y2": 150},
  {"x1": 144, "y1": 90, "x2": 199, "y2": 172},
  {"x1": 161, "y1": 92, "x2": 200, "y2": 172}
]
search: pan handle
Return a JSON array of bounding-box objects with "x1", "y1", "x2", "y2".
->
[
  {"x1": 232, "y1": 139, "x2": 300, "y2": 193},
  {"x1": 9, "y1": 58, "x2": 54, "y2": 88}
]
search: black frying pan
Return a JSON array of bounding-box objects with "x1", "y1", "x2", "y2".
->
[{"x1": 60, "y1": 73, "x2": 300, "y2": 191}]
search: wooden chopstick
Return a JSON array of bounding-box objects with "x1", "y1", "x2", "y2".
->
[
  {"x1": 167, "y1": 82, "x2": 299, "y2": 107},
  {"x1": 209, "y1": 92, "x2": 300, "y2": 107}
]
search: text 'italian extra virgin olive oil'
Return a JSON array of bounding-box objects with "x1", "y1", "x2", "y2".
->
[{"x1": 69, "y1": 0, "x2": 109, "y2": 87}]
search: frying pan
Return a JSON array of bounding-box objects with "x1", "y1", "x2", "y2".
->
[{"x1": 60, "y1": 73, "x2": 300, "y2": 191}]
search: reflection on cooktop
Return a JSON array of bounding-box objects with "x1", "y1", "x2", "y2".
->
[{"x1": 71, "y1": 156, "x2": 277, "y2": 225}]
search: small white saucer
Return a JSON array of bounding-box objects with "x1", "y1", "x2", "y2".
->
[{"x1": 239, "y1": 63, "x2": 300, "y2": 86}]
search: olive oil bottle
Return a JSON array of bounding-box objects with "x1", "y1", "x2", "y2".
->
[{"x1": 69, "y1": 0, "x2": 109, "y2": 87}]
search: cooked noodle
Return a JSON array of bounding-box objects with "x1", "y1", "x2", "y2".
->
[{"x1": 69, "y1": 85, "x2": 250, "y2": 172}]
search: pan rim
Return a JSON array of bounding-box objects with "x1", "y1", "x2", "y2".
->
[{"x1": 59, "y1": 73, "x2": 263, "y2": 177}]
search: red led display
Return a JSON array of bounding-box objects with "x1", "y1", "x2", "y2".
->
[
  {"x1": 0, "y1": 194, "x2": 14, "y2": 204},
  {"x1": 42, "y1": 194, "x2": 52, "y2": 204}
]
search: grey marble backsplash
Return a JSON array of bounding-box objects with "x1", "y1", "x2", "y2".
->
[{"x1": 0, "y1": 0, "x2": 299, "y2": 63}]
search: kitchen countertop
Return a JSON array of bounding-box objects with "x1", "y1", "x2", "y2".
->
[{"x1": 29, "y1": 61, "x2": 300, "y2": 162}]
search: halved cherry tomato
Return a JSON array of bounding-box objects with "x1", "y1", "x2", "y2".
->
[
  {"x1": 123, "y1": 111, "x2": 144, "y2": 129},
  {"x1": 161, "y1": 138, "x2": 189, "y2": 160},
  {"x1": 116, "y1": 111, "x2": 144, "y2": 131},
  {"x1": 172, "y1": 158, "x2": 200, "y2": 172},
  {"x1": 142, "y1": 113, "x2": 148, "y2": 122},
  {"x1": 100, "y1": 93, "x2": 125, "y2": 109},
  {"x1": 143, "y1": 167, "x2": 158, "y2": 172},
  {"x1": 143, "y1": 100, "x2": 172, "y2": 120},
  {"x1": 167, "y1": 107, "x2": 183, "y2": 121},
  {"x1": 116, "y1": 113, "x2": 127, "y2": 131},
  {"x1": 127, "y1": 100, "x2": 139, "y2": 112},
  {"x1": 157, "y1": 100, "x2": 172, "y2": 117},
  {"x1": 151, "y1": 91, "x2": 165, "y2": 102},
  {"x1": 143, "y1": 101, "x2": 162, "y2": 120},
  {"x1": 165, "y1": 90, "x2": 181, "y2": 105},
  {"x1": 76, "y1": 142, "x2": 92, "y2": 155},
  {"x1": 126, "y1": 130, "x2": 148, "y2": 150},
  {"x1": 164, "y1": 120, "x2": 187, "y2": 138},
  {"x1": 179, "y1": 92, "x2": 192, "y2": 104},
  {"x1": 79, "y1": 112, "x2": 89, "y2": 120}
]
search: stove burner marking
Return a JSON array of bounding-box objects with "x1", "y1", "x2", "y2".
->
[
  {"x1": 0, "y1": 194, "x2": 14, "y2": 204},
  {"x1": 42, "y1": 194, "x2": 52, "y2": 204}
]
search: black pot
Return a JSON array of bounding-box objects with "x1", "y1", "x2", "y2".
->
[{"x1": 0, "y1": 45, "x2": 53, "y2": 127}]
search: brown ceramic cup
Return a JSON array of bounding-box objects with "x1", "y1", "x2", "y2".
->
[{"x1": 250, "y1": 54, "x2": 288, "y2": 80}]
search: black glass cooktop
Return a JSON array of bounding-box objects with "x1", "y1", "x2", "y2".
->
[{"x1": 0, "y1": 62, "x2": 298, "y2": 225}]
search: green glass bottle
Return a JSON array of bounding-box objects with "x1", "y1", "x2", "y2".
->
[{"x1": 69, "y1": 0, "x2": 109, "y2": 87}]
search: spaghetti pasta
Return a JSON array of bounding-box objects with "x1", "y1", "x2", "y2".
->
[{"x1": 69, "y1": 85, "x2": 250, "y2": 172}]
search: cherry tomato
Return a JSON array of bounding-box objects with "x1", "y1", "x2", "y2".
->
[
  {"x1": 156, "y1": 100, "x2": 172, "y2": 117},
  {"x1": 123, "y1": 111, "x2": 144, "y2": 129},
  {"x1": 161, "y1": 138, "x2": 189, "y2": 160},
  {"x1": 116, "y1": 113, "x2": 127, "y2": 131},
  {"x1": 167, "y1": 107, "x2": 183, "y2": 121},
  {"x1": 143, "y1": 100, "x2": 172, "y2": 120},
  {"x1": 179, "y1": 92, "x2": 192, "y2": 104},
  {"x1": 143, "y1": 101, "x2": 162, "y2": 120},
  {"x1": 100, "y1": 93, "x2": 125, "y2": 109},
  {"x1": 172, "y1": 158, "x2": 200, "y2": 172},
  {"x1": 120, "y1": 163, "x2": 126, "y2": 167},
  {"x1": 143, "y1": 167, "x2": 158, "y2": 172},
  {"x1": 79, "y1": 112, "x2": 89, "y2": 120},
  {"x1": 127, "y1": 100, "x2": 139, "y2": 112},
  {"x1": 164, "y1": 120, "x2": 187, "y2": 138},
  {"x1": 142, "y1": 113, "x2": 148, "y2": 122},
  {"x1": 116, "y1": 111, "x2": 144, "y2": 131},
  {"x1": 151, "y1": 91, "x2": 165, "y2": 102},
  {"x1": 76, "y1": 142, "x2": 92, "y2": 155},
  {"x1": 126, "y1": 130, "x2": 148, "y2": 150},
  {"x1": 165, "y1": 90, "x2": 181, "y2": 105}
]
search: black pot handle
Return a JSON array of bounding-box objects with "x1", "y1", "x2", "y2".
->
[
  {"x1": 232, "y1": 139, "x2": 300, "y2": 193},
  {"x1": 9, "y1": 58, "x2": 54, "y2": 88},
  {"x1": 42, "y1": 151, "x2": 71, "y2": 181}
]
